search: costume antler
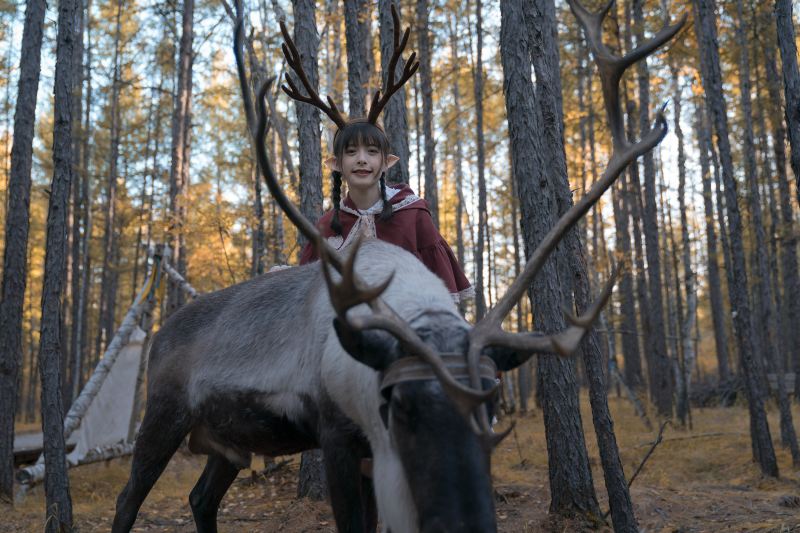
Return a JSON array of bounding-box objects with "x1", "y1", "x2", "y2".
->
[
  {"x1": 465, "y1": 1, "x2": 686, "y2": 403},
  {"x1": 366, "y1": 4, "x2": 420, "y2": 124},
  {"x1": 279, "y1": 3, "x2": 417, "y2": 129},
  {"x1": 279, "y1": 20, "x2": 348, "y2": 129}
]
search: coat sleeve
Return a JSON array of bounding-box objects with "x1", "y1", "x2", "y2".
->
[
  {"x1": 414, "y1": 209, "x2": 473, "y2": 300},
  {"x1": 299, "y1": 211, "x2": 337, "y2": 265}
]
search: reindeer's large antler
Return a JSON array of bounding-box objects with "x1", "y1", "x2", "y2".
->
[
  {"x1": 466, "y1": 1, "x2": 686, "y2": 402},
  {"x1": 366, "y1": 4, "x2": 420, "y2": 124},
  {"x1": 279, "y1": 20, "x2": 348, "y2": 129}
]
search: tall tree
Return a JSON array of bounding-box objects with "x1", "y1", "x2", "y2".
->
[
  {"x1": 344, "y1": 0, "x2": 370, "y2": 117},
  {"x1": 378, "y1": 0, "x2": 410, "y2": 184},
  {"x1": 767, "y1": 0, "x2": 800, "y2": 397},
  {"x1": 502, "y1": 0, "x2": 602, "y2": 521},
  {"x1": 416, "y1": 0, "x2": 437, "y2": 227},
  {"x1": 38, "y1": 0, "x2": 79, "y2": 526},
  {"x1": 694, "y1": 104, "x2": 729, "y2": 382},
  {"x1": 0, "y1": 0, "x2": 47, "y2": 502},
  {"x1": 693, "y1": 0, "x2": 778, "y2": 477},
  {"x1": 67, "y1": 0, "x2": 86, "y2": 406},
  {"x1": 668, "y1": 37, "x2": 696, "y2": 427},
  {"x1": 473, "y1": 0, "x2": 488, "y2": 319},
  {"x1": 621, "y1": 0, "x2": 652, "y2": 389},
  {"x1": 448, "y1": 11, "x2": 467, "y2": 315},
  {"x1": 97, "y1": 0, "x2": 123, "y2": 355},
  {"x1": 167, "y1": 0, "x2": 195, "y2": 316},
  {"x1": 76, "y1": 0, "x2": 94, "y2": 397},
  {"x1": 735, "y1": 0, "x2": 799, "y2": 460},
  {"x1": 774, "y1": 0, "x2": 800, "y2": 206},
  {"x1": 291, "y1": 0, "x2": 326, "y2": 500},
  {"x1": 633, "y1": 0, "x2": 671, "y2": 418}
]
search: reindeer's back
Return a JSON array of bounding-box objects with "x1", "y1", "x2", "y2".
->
[{"x1": 146, "y1": 263, "x2": 325, "y2": 406}]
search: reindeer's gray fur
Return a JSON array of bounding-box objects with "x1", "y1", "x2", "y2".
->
[{"x1": 114, "y1": 240, "x2": 466, "y2": 533}]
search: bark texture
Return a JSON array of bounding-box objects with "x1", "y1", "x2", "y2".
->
[
  {"x1": 292, "y1": 0, "x2": 323, "y2": 249},
  {"x1": 167, "y1": 0, "x2": 195, "y2": 317},
  {"x1": 38, "y1": 0, "x2": 79, "y2": 525},
  {"x1": 775, "y1": 0, "x2": 800, "y2": 207},
  {"x1": 344, "y1": 0, "x2": 370, "y2": 117},
  {"x1": 0, "y1": 0, "x2": 46, "y2": 502},
  {"x1": 693, "y1": 0, "x2": 778, "y2": 476},
  {"x1": 773, "y1": 0, "x2": 800, "y2": 396}
]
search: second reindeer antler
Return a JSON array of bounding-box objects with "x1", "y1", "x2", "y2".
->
[{"x1": 466, "y1": 0, "x2": 686, "y2": 398}]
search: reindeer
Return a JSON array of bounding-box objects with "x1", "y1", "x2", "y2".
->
[{"x1": 111, "y1": 3, "x2": 684, "y2": 532}]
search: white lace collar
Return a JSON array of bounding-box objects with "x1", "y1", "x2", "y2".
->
[{"x1": 340, "y1": 186, "x2": 422, "y2": 217}]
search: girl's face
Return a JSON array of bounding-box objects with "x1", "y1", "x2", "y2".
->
[{"x1": 340, "y1": 142, "x2": 385, "y2": 192}]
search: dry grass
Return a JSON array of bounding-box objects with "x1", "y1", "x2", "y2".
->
[{"x1": 6, "y1": 395, "x2": 800, "y2": 532}]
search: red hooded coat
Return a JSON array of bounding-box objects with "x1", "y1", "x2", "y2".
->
[{"x1": 300, "y1": 184, "x2": 473, "y2": 302}]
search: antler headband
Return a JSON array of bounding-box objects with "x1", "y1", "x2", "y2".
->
[{"x1": 280, "y1": 4, "x2": 419, "y2": 130}]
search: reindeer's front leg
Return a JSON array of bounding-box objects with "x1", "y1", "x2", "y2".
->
[{"x1": 319, "y1": 411, "x2": 377, "y2": 533}]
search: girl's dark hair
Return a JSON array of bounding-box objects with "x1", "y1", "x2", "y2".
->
[{"x1": 330, "y1": 121, "x2": 394, "y2": 235}]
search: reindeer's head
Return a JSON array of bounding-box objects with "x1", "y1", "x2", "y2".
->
[{"x1": 242, "y1": 1, "x2": 685, "y2": 529}]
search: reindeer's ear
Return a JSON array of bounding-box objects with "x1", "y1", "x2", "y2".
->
[
  {"x1": 333, "y1": 318, "x2": 397, "y2": 371},
  {"x1": 483, "y1": 332, "x2": 551, "y2": 371},
  {"x1": 484, "y1": 346, "x2": 535, "y2": 372}
]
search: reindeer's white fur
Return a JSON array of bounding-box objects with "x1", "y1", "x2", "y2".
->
[{"x1": 321, "y1": 240, "x2": 461, "y2": 533}]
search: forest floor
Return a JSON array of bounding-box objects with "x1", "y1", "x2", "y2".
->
[{"x1": 5, "y1": 394, "x2": 800, "y2": 532}]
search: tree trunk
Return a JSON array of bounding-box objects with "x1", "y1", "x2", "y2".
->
[
  {"x1": 448, "y1": 13, "x2": 467, "y2": 315},
  {"x1": 502, "y1": 0, "x2": 604, "y2": 520},
  {"x1": 378, "y1": 0, "x2": 410, "y2": 184},
  {"x1": 344, "y1": 0, "x2": 370, "y2": 117},
  {"x1": 739, "y1": 0, "x2": 800, "y2": 461},
  {"x1": 633, "y1": 0, "x2": 672, "y2": 418},
  {"x1": 473, "y1": 0, "x2": 488, "y2": 319},
  {"x1": 622, "y1": 0, "x2": 652, "y2": 390},
  {"x1": 292, "y1": 0, "x2": 327, "y2": 500},
  {"x1": 669, "y1": 55, "x2": 696, "y2": 427},
  {"x1": 693, "y1": 104, "x2": 729, "y2": 382},
  {"x1": 0, "y1": 0, "x2": 46, "y2": 502},
  {"x1": 66, "y1": 0, "x2": 85, "y2": 408},
  {"x1": 292, "y1": 0, "x2": 323, "y2": 251},
  {"x1": 756, "y1": 62, "x2": 800, "y2": 462},
  {"x1": 77, "y1": 0, "x2": 93, "y2": 395},
  {"x1": 415, "y1": 0, "x2": 437, "y2": 227},
  {"x1": 96, "y1": 1, "x2": 123, "y2": 359},
  {"x1": 775, "y1": 0, "x2": 800, "y2": 207},
  {"x1": 38, "y1": 0, "x2": 79, "y2": 525},
  {"x1": 167, "y1": 0, "x2": 195, "y2": 317},
  {"x1": 766, "y1": 1, "x2": 800, "y2": 399},
  {"x1": 693, "y1": 0, "x2": 778, "y2": 477}
]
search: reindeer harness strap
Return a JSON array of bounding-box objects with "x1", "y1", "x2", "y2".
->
[{"x1": 380, "y1": 354, "x2": 497, "y2": 396}]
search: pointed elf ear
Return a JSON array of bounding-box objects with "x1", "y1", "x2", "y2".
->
[
  {"x1": 385, "y1": 154, "x2": 400, "y2": 169},
  {"x1": 325, "y1": 156, "x2": 341, "y2": 172}
]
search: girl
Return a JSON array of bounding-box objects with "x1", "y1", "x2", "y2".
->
[{"x1": 300, "y1": 120, "x2": 473, "y2": 303}]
